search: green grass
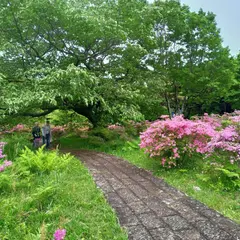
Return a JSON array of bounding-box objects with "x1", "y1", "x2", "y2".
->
[
  {"x1": 1, "y1": 132, "x2": 32, "y2": 161},
  {"x1": 60, "y1": 135, "x2": 240, "y2": 224},
  {"x1": 0, "y1": 137, "x2": 127, "y2": 240}
]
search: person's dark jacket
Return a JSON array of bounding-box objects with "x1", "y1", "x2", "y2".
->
[{"x1": 32, "y1": 126, "x2": 41, "y2": 139}]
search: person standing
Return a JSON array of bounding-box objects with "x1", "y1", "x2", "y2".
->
[
  {"x1": 42, "y1": 120, "x2": 51, "y2": 149},
  {"x1": 32, "y1": 122, "x2": 41, "y2": 148}
]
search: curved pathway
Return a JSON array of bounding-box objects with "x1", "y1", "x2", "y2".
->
[{"x1": 68, "y1": 149, "x2": 240, "y2": 240}]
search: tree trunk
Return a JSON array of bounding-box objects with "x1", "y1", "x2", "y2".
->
[
  {"x1": 164, "y1": 92, "x2": 172, "y2": 118},
  {"x1": 181, "y1": 96, "x2": 188, "y2": 116},
  {"x1": 73, "y1": 104, "x2": 101, "y2": 128},
  {"x1": 173, "y1": 83, "x2": 179, "y2": 115}
]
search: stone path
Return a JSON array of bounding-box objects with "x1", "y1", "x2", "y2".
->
[{"x1": 69, "y1": 149, "x2": 240, "y2": 240}]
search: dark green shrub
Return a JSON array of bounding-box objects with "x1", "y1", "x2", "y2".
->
[
  {"x1": 87, "y1": 136, "x2": 105, "y2": 148},
  {"x1": 123, "y1": 121, "x2": 150, "y2": 137},
  {"x1": 124, "y1": 124, "x2": 138, "y2": 137},
  {"x1": 89, "y1": 127, "x2": 120, "y2": 141}
]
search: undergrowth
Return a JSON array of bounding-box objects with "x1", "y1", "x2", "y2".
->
[{"x1": 0, "y1": 140, "x2": 127, "y2": 239}]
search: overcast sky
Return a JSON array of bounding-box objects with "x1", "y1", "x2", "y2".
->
[{"x1": 149, "y1": 0, "x2": 240, "y2": 56}]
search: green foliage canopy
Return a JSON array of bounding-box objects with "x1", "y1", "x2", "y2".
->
[{"x1": 0, "y1": 0, "x2": 237, "y2": 125}]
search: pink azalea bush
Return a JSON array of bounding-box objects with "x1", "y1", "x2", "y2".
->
[
  {"x1": 140, "y1": 115, "x2": 216, "y2": 167},
  {"x1": 206, "y1": 126, "x2": 240, "y2": 163},
  {"x1": 107, "y1": 124, "x2": 126, "y2": 138},
  {"x1": 123, "y1": 120, "x2": 151, "y2": 137},
  {"x1": 228, "y1": 110, "x2": 240, "y2": 124},
  {"x1": 0, "y1": 142, "x2": 7, "y2": 159},
  {"x1": 202, "y1": 112, "x2": 240, "y2": 190},
  {"x1": 0, "y1": 142, "x2": 12, "y2": 172},
  {"x1": 194, "y1": 113, "x2": 222, "y2": 129},
  {"x1": 159, "y1": 115, "x2": 170, "y2": 120},
  {"x1": 51, "y1": 126, "x2": 67, "y2": 138},
  {"x1": 0, "y1": 160, "x2": 13, "y2": 172},
  {"x1": 130, "y1": 120, "x2": 151, "y2": 132},
  {"x1": 108, "y1": 124, "x2": 125, "y2": 131},
  {"x1": 4, "y1": 124, "x2": 26, "y2": 134},
  {"x1": 140, "y1": 111, "x2": 240, "y2": 168},
  {"x1": 54, "y1": 229, "x2": 66, "y2": 240},
  {"x1": 192, "y1": 110, "x2": 240, "y2": 128}
]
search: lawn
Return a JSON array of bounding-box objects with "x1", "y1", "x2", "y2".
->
[
  {"x1": 0, "y1": 134, "x2": 127, "y2": 240},
  {"x1": 60, "y1": 135, "x2": 240, "y2": 224}
]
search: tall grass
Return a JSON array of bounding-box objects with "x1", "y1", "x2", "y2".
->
[
  {"x1": 0, "y1": 134, "x2": 127, "y2": 239},
  {"x1": 2, "y1": 133, "x2": 32, "y2": 161}
]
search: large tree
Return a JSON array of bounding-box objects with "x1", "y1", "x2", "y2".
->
[
  {"x1": 224, "y1": 53, "x2": 240, "y2": 111},
  {"x1": 0, "y1": 0, "x2": 151, "y2": 126},
  {"x1": 143, "y1": 0, "x2": 236, "y2": 116},
  {"x1": 0, "y1": 0, "x2": 236, "y2": 126}
]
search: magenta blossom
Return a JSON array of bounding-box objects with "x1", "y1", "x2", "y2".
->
[
  {"x1": 0, "y1": 160, "x2": 13, "y2": 173},
  {"x1": 205, "y1": 125, "x2": 240, "y2": 163},
  {"x1": 0, "y1": 142, "x2": 7, "y2": 147},
  {"x1": 3, "y1": 124, "x2": 25, "y2": 134},
  {"x1": 54, "y1": 229, "x2": 66, "y2": 240},
  {"x1": 107, "y1": 124, "x2": 124, "y2": 130},
  {"x1": 0, "y1": 152, "x2": 6, "y2": 159},
  {"x1": 0, "y1": 142, "x2": 7, "y2": 159},
  {"x1": 3, "y1": 160, "x2": 13, "y2": 167},
  {"x1": 0, "y1": 165, "x2": 5, "y2": 172},
  {"x1": 160, "y1": 115, "x2": 170, "y2": 119},
  {"x1": 140, "y1": 115, "x2": 216, "y2": 167},
  {"x1": 51, "y1": 126, "x2": 66, "y2": 133}
]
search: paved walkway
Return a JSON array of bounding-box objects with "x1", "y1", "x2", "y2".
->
[{"x1": 69, "y1": 149, "x2": 240, "y2": 240}]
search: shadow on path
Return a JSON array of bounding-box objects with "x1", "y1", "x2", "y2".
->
[{"x1": 65, "y1": 149, "x2": 240, "y2": 240}]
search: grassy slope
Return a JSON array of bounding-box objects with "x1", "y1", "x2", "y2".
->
[
  {"x1": 0, "y1": 136, "x2": 127, "y2": 239},
  {"x1": 60, "y1": 136, "x2": 240, "y2": 224}
]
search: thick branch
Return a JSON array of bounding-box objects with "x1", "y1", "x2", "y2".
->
[
  {"x1": 0, "y1": 106, "x2": 58, "y2": 118},
  {"x1": 20, "y1": 108, "x2": 57, "y2": 117}
]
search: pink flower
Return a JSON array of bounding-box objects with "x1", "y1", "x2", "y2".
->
[
  {"x1": 52, "y1": 126, "x2": 66, "y2": 133},
  {"x1": 107, "y1": 124, "x2": 124, "y2": 131},
  {"x1": 173, "y1": 153, "x2": 180, "y2": 159},
  {"x1": 205, "y1": 125, "x2": 240, "y2": 162},
  {"x1": 173, "y1": 148, "x2": 178, "y2": 153},
  {"x1": 0, "y1": 142, "x2": 7, "y2": 147},
  {"x1": 0, "y1": 160, "x2": 12, "y2": 173},
  {"x1": 230, "y1": 159, "x2": 234, "y2": 164},
  {"x1": 3, "y1": 160, "x2": 12, "y2": 167},
  {"x1": 0, "y1": 142, "x2": 7, "y2": 159},
  {"x1": 140, "y1": 115, "x2": 216, "y2": 167},
  {"x1": 6, "y1": 124, "x2": 25, "y2": 133},
  {"x1": 161, "y1": 158, "x2": 166, "y2": 166},
  {"x1": 0, "y1": 153, "x2": 6, "y2": 159},
  {"x1": 140, "y1": 112, "x2": 240, "y2": 167},
  {"x1": 160, "y1": 115, "x2": 170, "y2": 119},
  {"x1": 54, "y1": 229, "x2": 66, "y2": 240}
]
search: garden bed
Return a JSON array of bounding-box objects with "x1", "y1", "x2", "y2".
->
[{"x1": 0, "y1": 139, "x2": 127, "y2": 239}]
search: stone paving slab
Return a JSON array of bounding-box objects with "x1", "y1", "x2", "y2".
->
[{"x1": 68, "y1": 149, "x2": 240, "y2": 240}]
